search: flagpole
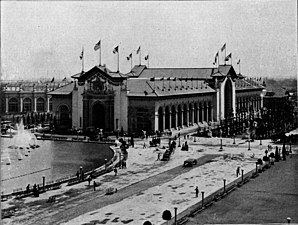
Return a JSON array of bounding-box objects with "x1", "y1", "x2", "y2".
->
[
  {"x1": 131, "y1": 55, "x2": 133, "y2": 72},
  {"x1": 148, "y1": 55, "x2": 149, "y2": 68},
  {"x1": 139, "y1": 48, "x2": 141, "y2": 66},
  {"x1": 231, "y1": 54, "x2": 232, "y2": 66},
  {"x1": 224, "y1": 45, "x2": 226, "y2": 65},
  {"x1": 82, "y1": 47, "x2": 84, "y2": 72},
  {"x1": 117, "y1": 47, "x2": 119, "y2": 73},
  {"x1": 99, "y1": 41, "x2": 101, "y2": 66}
]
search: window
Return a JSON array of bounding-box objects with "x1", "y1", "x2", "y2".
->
[
  {"x1": 8, "y1": 98, "x2": 19, "y2": 113},
  {"x1": 37, "y1": 97, "x2": 45, "y2": 112},
  {"x1": 23, "y1": 98, "x2": 32, "y2": 112},
  {"x1": 49, "y1": 98, "x2": 53, "y2": 111}
]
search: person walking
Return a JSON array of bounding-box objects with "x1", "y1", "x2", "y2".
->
[
  {"x1": 236, "y1": 166, "x2": 240, "y2": 177},
  {"x1": 114, "y1": 167, "x2": 118, "y2": 176},
  {"x1": 195, "y1": 186, "x2": 199, "y2": 197}
]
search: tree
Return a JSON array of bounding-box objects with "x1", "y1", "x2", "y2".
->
[{"x1": 162, "y1": 210, "x2": 172, "y2": 224}]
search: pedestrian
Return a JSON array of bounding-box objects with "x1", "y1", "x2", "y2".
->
[
  {"x1": 157, "y1": 151, "x2": 162, "y2": 160},
  {"x1": 26, "y1": 184, "x2": 30, "y2": 193},
  {"x1": 93, "y1": 181, "x2": 96, "y2": 191},
  {"x1": 76, "y1": 170, "x2": 80, "y2": 179},
  {"x1": 236, "y1": 166, "x2": 240, "y2": 177},
  {"x1": 130, "y1": 136, "x2": 134, "y2": 148},
  {"x1": 195, "y1": 186, "x2": 199, "y2": 197},
  {"x1": 114, "y1": 167, "x2": 118, "y2": 176},
  {"x1": 88, "y1": 175, "x2": 92, "y2": 186},
  {"x1": 143, "y1": 141, "x2": 147, "y2": 149}
]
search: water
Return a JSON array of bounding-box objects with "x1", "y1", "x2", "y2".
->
[{"x1": 1, "y1": 138, "x2": 113, "y2": 194}]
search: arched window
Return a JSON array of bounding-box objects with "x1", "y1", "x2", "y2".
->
[
  {"x1": 37, "y1": 97, "x2": 45, "y2": 112},
  {"x1": 23, "y1": 98, "x2": 32, "y2": 112},
  {"x1": 8, "y1": 98, "x2": 19, "y2": 113}
]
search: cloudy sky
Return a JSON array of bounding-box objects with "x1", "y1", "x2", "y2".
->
[{"x1": 1, "y1": 0, "x2": 297, "y2": 81}]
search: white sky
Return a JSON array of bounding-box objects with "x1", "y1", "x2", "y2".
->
[{"x1": 1, "y1": 0, "x2": 297, "y2": 81}]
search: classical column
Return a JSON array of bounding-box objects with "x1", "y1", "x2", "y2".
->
[
  {"x1": 175, "y1": 107, "x2": 178, "y2": 129},
  {"x1": 206, "y1": 105, "x2": 209, "y2": 122},
  {"x1": 186, "y1": 107, "x2": 189, "y2": 126},
  {"x1": 162, "y1": 111, "x2": 165, "y2": 131},
  {"x1": 191, "y1": 106, "x2": 195, "y2": 125},
  {"x1": 169, "y1": 110, "x2": 172, "y2": 129},
  {"x1": 211, "y1": 106, "x2": 214, "y2": 122},
  {"x1": 47, "y1": 96, "x2": 51, "y2": 112},
  {"x1": 34, "y1": 97, "x2": 37, "y2": 112},
  {"x1": 181, "y1": 109, "x2": 184, "y2": 127},
  {"x1": 197, "y1": 106, "x2": 200, "y2": 123},
  {"x1": 20, "y1": 97, "x2": 23, "y2": 113},
  {"x1": 5, "y1": 97, "x2": 9, "y2": 113},
  {"x1": 201, "y1": 105, "x2": 204, "y2": 122}
]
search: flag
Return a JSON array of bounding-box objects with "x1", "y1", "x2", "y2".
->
[
  {"x1": 51, "y1": 77, "x2": 55, "y2": 83},
  {"x1": 225, "y1": 53, "x2": 232, "y2": 61},
  {"x1": 79, "y1": 48, "x2": 84, "y2": 60},
  {"x1": 144, "y1": 55, "x2": 149, "y2": 60},
  {"x1": 214, "y1": 51, "x2": 219, "y2": 64},
  {"x1": 173, "y1": 77, "x2": 176, "y2": 81},
  {"x1": 237, "y1": 59, "x2": 240, "y2": 64},
  {"x1": 221, "y1": 43, "x2": 226, "y2": 52},
  {"x1": 150, "y1": 77, "x2": 155, "y2": 81},
  {"x1": 94, "y1": 40, "x2": 101, "y2": 51},
  {"x1": 113, "y1": 46, "x2": 119, "y2": 54},
  {"x1": 167, "y1": 77, "x2": 171, "y2": 80},
  {"x1": 62, "y1": 77, "x2": 67, "y2": 81},
  {"x1": 136, "y1": 46, "x2": 141, "y2": 54},
  {"x1": 126, "y1": 53, "x2": 132, "y2": 61},
  {"x1": 160, "y1": 77, "x2": 164, "y2": 81}
]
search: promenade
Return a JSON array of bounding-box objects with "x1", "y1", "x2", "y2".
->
[
  {"x1": 186, "y1": 154, "x2": 298, "y2": 224},
  {"x1": 1, "y1": 134, "x2": 297, "y2": 225}
]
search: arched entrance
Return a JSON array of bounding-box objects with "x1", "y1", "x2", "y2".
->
[
  {"x1": 224, "y1": 78, "x2": 233, "y2": 118},
  {"x1": 158, "y1": 107, "x2": 163, "y2": 131},
  {"x1": 171, "y1": 105, "x2": 176, "y2": 128},
  {"x1": 92, "y1": 102, "x2": 105, "y2": 130}
]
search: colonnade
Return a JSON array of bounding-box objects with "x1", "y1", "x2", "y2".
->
[
  {"x1": 236, "y1": 96, "x2": 262, "y2": 112},
  {"x1": 155, "y1": 101, "x2": 213, "y2": 131},
  {"x1": 5, "y1": 96, "x2": 52, "y2": 113}
]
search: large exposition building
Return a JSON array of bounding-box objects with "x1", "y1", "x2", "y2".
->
[{"x1": 49, "y1": 64, "x2": 265, "y2": 135}]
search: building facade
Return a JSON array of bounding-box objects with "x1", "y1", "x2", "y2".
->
[{"x1": 49, "y1": 64, "x2": 265, "y2": 135}]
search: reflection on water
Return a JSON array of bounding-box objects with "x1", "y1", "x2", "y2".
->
[{"x1": 1, "y1": 138, "x2": 113, "y2": 194}]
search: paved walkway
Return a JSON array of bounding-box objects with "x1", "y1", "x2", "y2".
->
[
  {"x1": 186, "y1": 155, "x2": 298, "y2": 224},
  {"x1": 13, "y1": 155, "x2": 219, "y2": 225}
]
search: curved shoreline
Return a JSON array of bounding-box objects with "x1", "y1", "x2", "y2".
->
[{"x1": 1, "y1": 143, "x2": 118, "y2": 198}]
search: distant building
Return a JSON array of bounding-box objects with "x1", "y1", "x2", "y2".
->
[
  {"x1": 49, "y1": 64, "x2": 265, "y2": 134},
  {"x1": 0, "y1": 80, "x2": 71, "y2": 116}
]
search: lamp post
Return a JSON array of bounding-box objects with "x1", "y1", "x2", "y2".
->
[
  {"x1": 233, "y1": 133, "x2": 236, "y2": 144},
  {"x1": 201, "y1": 191, "x2": 205, "y2": 208},
  {"x1": 248, "y1": 139, "x2": 251, "y2": 151},
  {"x1": 219, "y1": 138, "x2": 223, "y2": 151},
  {"x1": 174, "y1": 207, "x2": 178, "y2": 225},
  {"x1": 178, "y1": 133, "x2": 181, "y2": 147}
]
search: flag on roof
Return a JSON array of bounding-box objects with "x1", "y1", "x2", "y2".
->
[
  {"x1": 94, "y1": 40, "x2": 101, "y2": 51},
  {"x1": 113, "y1": 46, "x2": 119, "y2": 54},
  {"x1": 62, "y1": 77, "x2": 67, "y2": 81},
  {"x1": 225, "y1": 53, "x2": 232, "y2": 61},
  {"x1": 144, "y1": 55, "x2": 149, "y2": 60},
  {"x1": 136, "y1": 46, "x2": 141, "y2": 54},
  {"x1": 237, "y1": 59, "x2": 240, "y2": 64},
  {"x1": 51, "y1": 77, "x2": 55, "y2": 82},
  {"x1": 126, "y1": 53, "x2": 132, "y2": 61},
  {"x1": 221, "y1": 43, "x2": 226, "y2": 52},
  {"x1": 79, "y1": 48, "x2": 84, "y2": 60}
]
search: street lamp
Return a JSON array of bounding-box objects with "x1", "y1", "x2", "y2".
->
[
  {"x1": 248, "y1": 139, "x2": 251, "y2": 150},
  {"x1": 178, "y1": 133, "x2": 181, "y2": 147},
  {"x1": 219, "y1": 138, "x2": 223, "y2": 151},
  {"x1": 233, "y1": 133, "x2": 236, "y2": 144}
]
